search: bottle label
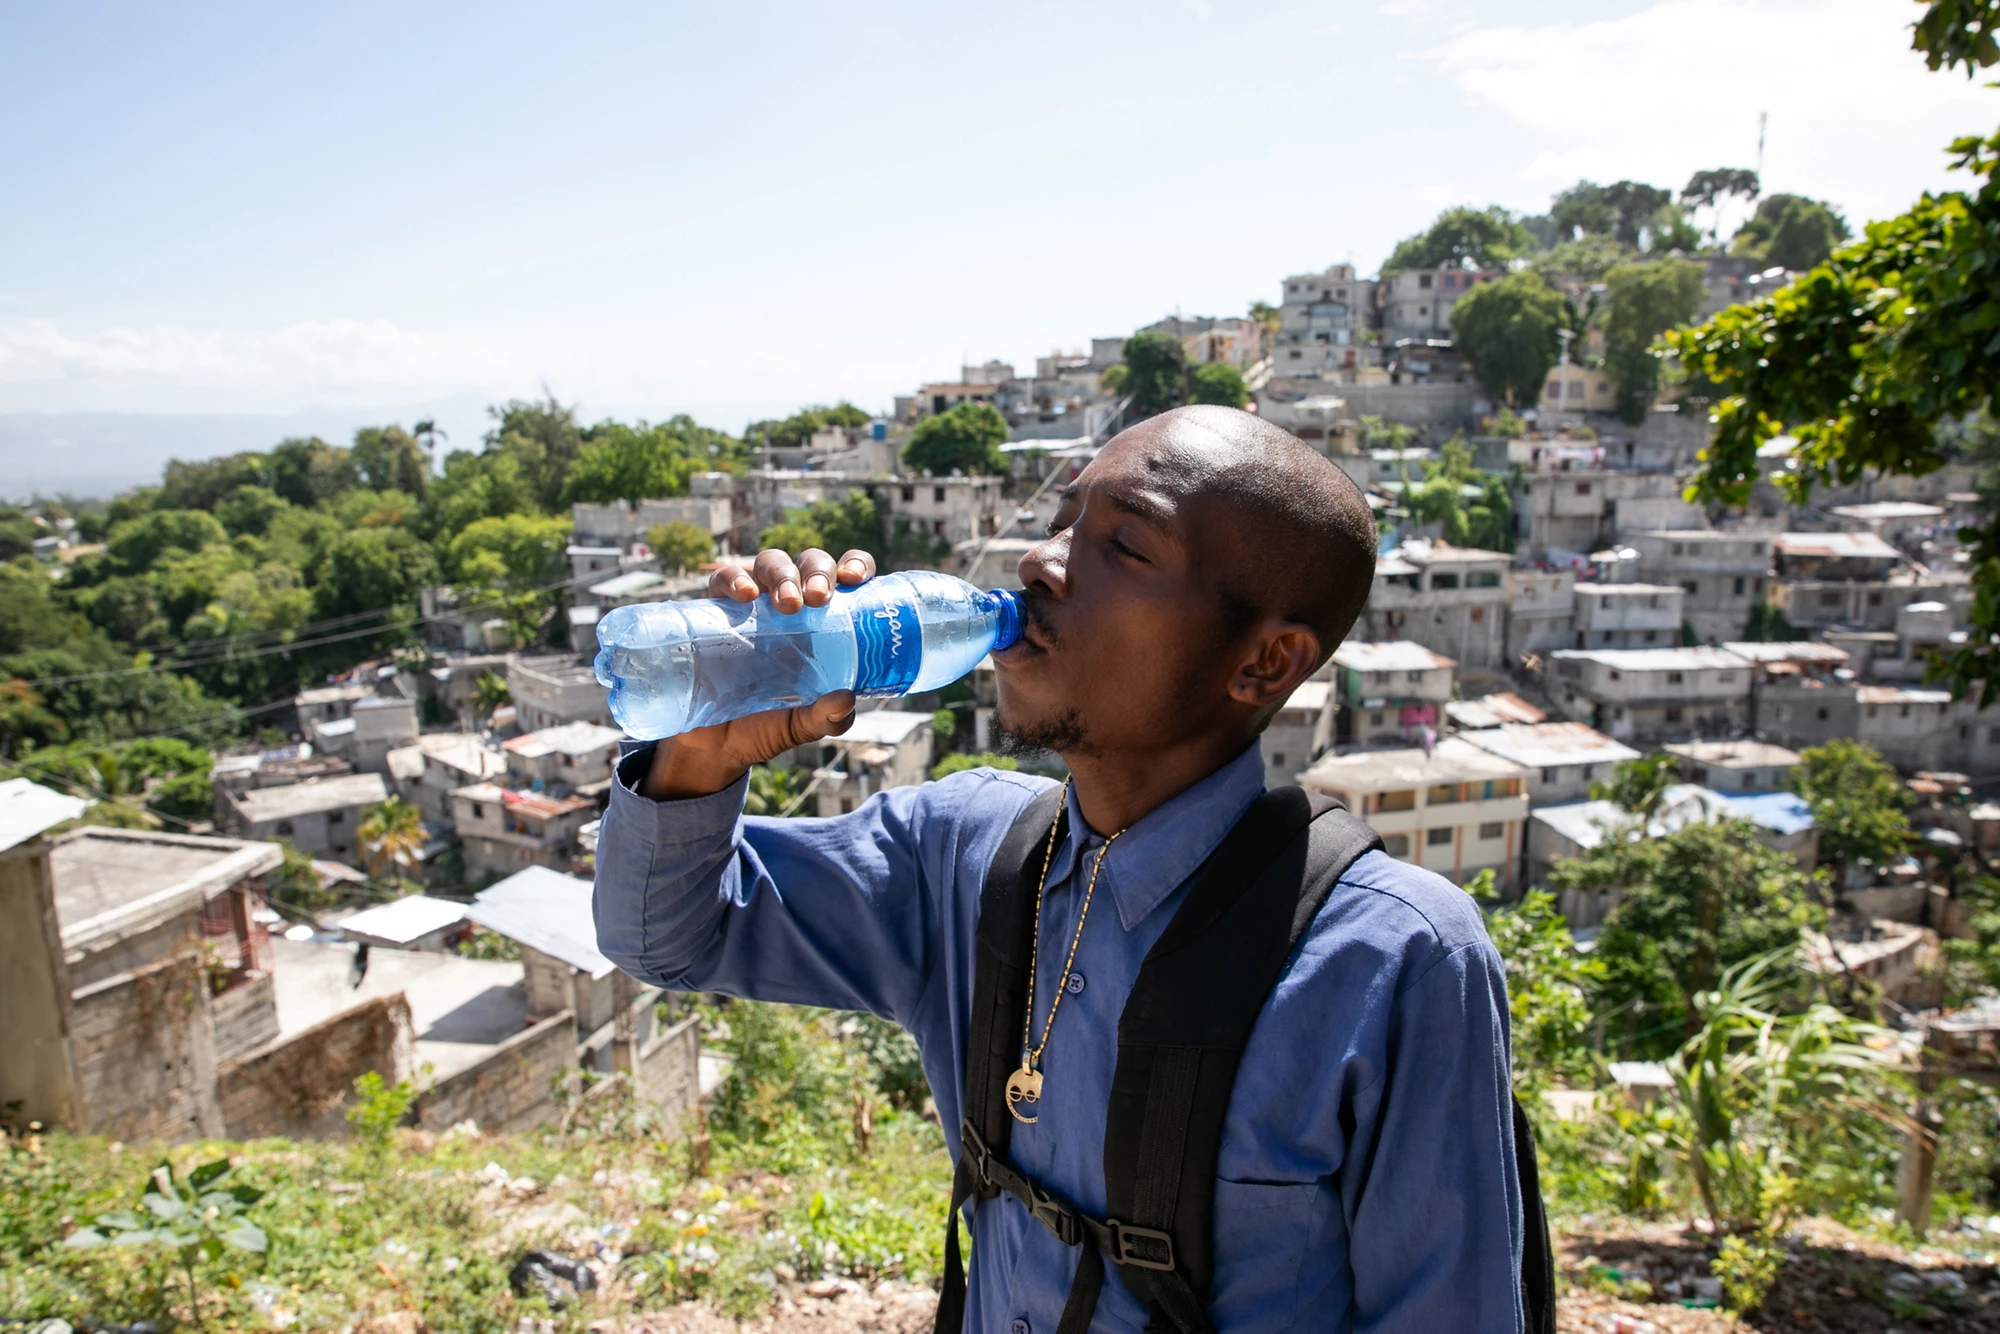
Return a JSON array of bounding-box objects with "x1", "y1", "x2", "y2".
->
[{"x1": 852, "y1": 589, "x2": 922, "y2": 697}]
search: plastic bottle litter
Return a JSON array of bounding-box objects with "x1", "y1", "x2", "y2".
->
[
  {"x1": 1591, "y1": 1315, "x2": 1659, "y2": 1334},
  {"x1": 594, "y1": 571, "x2": 1024, "y2": 740}
]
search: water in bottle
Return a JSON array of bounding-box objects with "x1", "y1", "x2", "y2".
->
[{"x1": 593, "y1": 570, "x2": 1026, "y2": 740}]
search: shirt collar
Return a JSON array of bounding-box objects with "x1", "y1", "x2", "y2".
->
[{"x1": 1041, "y1": 741, "x2": 1268, "y2": 932}]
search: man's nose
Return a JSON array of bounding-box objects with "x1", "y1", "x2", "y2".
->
[{"x1": 1016, "y1": 530, "x2": 1068, "y2": 597}]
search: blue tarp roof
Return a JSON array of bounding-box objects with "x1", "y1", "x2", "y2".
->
[{"x1": 1717, "y1": 791, "x2": 1816, "y2": 836}]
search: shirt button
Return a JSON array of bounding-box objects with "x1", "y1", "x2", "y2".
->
[
  {"x1": 1011, "y1": 1320, "x2": 1031, "y2": 1334},
  {"x1": 1065, "y1": 972, "x2": 1086, "y2": 995}
]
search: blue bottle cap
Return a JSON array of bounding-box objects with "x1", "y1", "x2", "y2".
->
[{"x1": 986, "y1": 588, "x2": 1025, "y2": 651}]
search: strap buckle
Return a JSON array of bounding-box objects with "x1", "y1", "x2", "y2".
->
[
  {"x1": 1109, "y1": 1221, "x2": 1177, "y2": 1272},
  {"x1": 1025, "y1": 1181, "x2": 1081, "y2": 1246}
]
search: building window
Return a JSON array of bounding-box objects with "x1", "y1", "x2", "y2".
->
[
  {"x1": 1370, "y1": 712, "x2": 1385, "y2": 726},
  {"x1": 1383, "y1": 834, "x2": 1411, "y2": 858},
  {"x1": 1376, "y1": 790, "x2": 1416, "y2": 813},
  {"x1": 1665, "y1": 706, "x2": 1685, "y2": 723},
  {"x1": 1426, "y1": 826, "x2": 1454, "y2": 846},
  {"x1": 1431, "y1": 573, "x2": 1460, "y2": 589},
  {"x1": 1428, "y1": 783, "x2": 1461, "y2": 805},
  {"x1": 1667, "y1": 672, "x2": 1684, "y2": 684},
  {"x1": 1817, "y1": 707, "x2": 1829, "y2": 721},
  {"x1": 901, "y1": 486, "x2": 915, "y2": 502},
  {"x1": 329, "y1": 811, "x2": 344, "y2": 824},
  {"x1": 1471, "y1": 608, "x2": 1485, "y2": 624},
  {"x1": 1682, "y1": 581, "x2": 1699, "y2": 595},
  {"x1": 1541, "y1": 768, "x2": 1556, "y2": 783},
  {"x1": 276, "y1": 821, "x2": 294, "y2": 836},
  {"x1": 471, "y1": 803, "x2": 484, "y2": 819},
  {"x1": 1820, "y1": 592, "x2": 1841, "y2": 607},
  {"x1": 1671, "y1": 543, "x2": 1685, "y2": 556},
  {"x1": 1418, "y1": 274, "x2": 1433, "y2": 289},
  {"x1": 934, "y1": 486, "x2": 946, "y2": 503},
  {"x1": 1271, "y1": 753, "x2": 1286, "y2": 767},
  {"x1": 1479, "y1": 822, "x2": 1504, "y2": 840},
  {"x1": 1733, "y1": 578, "x2": 1746, "y2": 595},
  {"x1": 1869, "y1": 593, "x2": 1883, "y2": 606},
  {"x1": 1989, "y1": 726, "x2": 2000, "y2": 744},
  {"x1": 1574, "y1": 482, "x2": 1592, "y2": 496},
  {"x1": 1717, "y1": 672, "x2": 1734, "y2": 683}
]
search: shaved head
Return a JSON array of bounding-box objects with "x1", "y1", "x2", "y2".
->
[{"x1": 1116, "y1": 405, "x2": 1379, "y2": 667}]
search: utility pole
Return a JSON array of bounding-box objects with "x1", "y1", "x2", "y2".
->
[{"x1": 1756, "y1": 110, "x2": 1767, "y2": 184}]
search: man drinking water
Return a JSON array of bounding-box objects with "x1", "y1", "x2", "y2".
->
[{"x1": 594, "y1": 406, "x2": 1528, "y2": 1332}]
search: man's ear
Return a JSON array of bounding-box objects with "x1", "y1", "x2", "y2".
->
[{"x1": 1227, "y1": 621, "x2": 1321, "y2": 709}]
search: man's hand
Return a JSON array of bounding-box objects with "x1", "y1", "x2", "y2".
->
[{"x1": 638, "y1": 546, "x2": 878, "y2": 802}]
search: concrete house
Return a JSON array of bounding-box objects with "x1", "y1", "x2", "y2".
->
[
  {"x1": 503, "y1": 722, "x2": 623, "y2": 789},
  {"x1": 1359, "y1": 540, "x2": 1509, "y2": 669},
  {"x1": 1297, "y1": 738, "x2": 1530, "y2": 894},
  {"x1": 1546, "y1": 646, "x2": 1754, "y2": 743},
  {"x1": 1769, "y1": 531, "x2": 1915, "y2": 632},
  {"x1": 1663, "y1": 740, "x2": 1802, "y2": 793},
  {"x1": 1261, "y1": 680, "x2": 1336, "y2": 790},
  {"x1": 1624, "y1": 530, "x2": 1772, "y2": 644},
  {"x1": 225, "y1": 772, "x2": 390, "y2": 861},
  {"x1": 1460, "y1": 722, "x2": 1641, "y2": 806},
  {"x1": 884, "y1": 475, "x2": 1007, "y2": 549},
  {"x1": 814, "y1": 710, "x2": 935, "y2": 816},
  {"x1": 509, "y1": 655, "x2": 612, "y2": 731},
  {"x1": 1, "y1": 784, "x2": 296, "y2": 1142},
  {"x1": 1507, "y1": 568, "x2": 1576, "y2": 662},
  {"x1": 1570, "y1": 582, "x2": 1685, "y2": 650},
  {"x1": 385, "y1": 732, "x2": 507, "y2": 827},
  {"x1": 1328, "y1": 641, "x2": 1456, "y2": 747},
  {"x1": 452, "y1": 782, "x2": 599, "y2": 878}
]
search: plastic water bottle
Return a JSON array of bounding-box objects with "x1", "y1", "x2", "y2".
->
[{"x1": 593, "y1": 571, "x2": 1025, "y2": 740}]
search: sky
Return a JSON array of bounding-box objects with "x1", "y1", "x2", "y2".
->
[{"x1": 2, "y1": 0, "x2": 1994, "y2": 494}]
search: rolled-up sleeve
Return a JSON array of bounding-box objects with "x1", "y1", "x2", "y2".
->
[
  {"x1": 1345, "y1": 937, "x2": 1523, "y2": 1334},
  {"x1": 592, "y1": 748, "x2": 1031, "y2": 1026}
]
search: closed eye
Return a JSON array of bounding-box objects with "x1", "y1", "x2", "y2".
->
[{"x1": 1110, "y1": 535, "x2": 1149, "y2": 563}]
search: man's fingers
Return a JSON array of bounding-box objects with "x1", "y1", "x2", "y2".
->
[
  {"x1": 754, "y1": 549, "x2": 804, "y2": 613},
  {"x1": 707, "y1": 563, "x2": 758, "y2": 601},
  {"x1": 835, "y1": 550, "x2": 876, "y2": 585},
  {"x1": 797, "y1": 548, "x2": 837, "y2": 605},
  {"x1": 787, "y1": 691, "x2": 857, "y2": 746}
]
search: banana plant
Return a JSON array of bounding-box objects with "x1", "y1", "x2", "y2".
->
[{"x1": 64, "y1": 1157, "x2": 267, "y2": 1329}]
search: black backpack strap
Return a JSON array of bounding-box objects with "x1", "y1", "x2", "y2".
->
[
  {"x1": 1515, "y1": 1097, "x2": 1557, "y2": 1334},
  {"x1": 936, "y1": 782, "x2": 1065, "y2": 1334},
  {"x1": 1104, "y1": 787, "x2": 1380, "y2": 1331}
]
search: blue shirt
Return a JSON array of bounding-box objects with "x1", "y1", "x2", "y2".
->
[{"x1": 594, "y1": 740, "x2": 1524, "y2": 1333}]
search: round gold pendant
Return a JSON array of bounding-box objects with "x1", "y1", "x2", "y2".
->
[{"x1": 1005, "y1": 1063, "x2": 1044, "y2": 1123}]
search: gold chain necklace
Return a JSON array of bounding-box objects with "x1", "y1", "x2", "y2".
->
[{"x1": 1006, "y1": 779, "x2": 1123, "y2": 1125}]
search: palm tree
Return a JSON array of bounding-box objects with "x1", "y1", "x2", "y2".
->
[{"x1": 358, "y1": 796, "x2": 426, "y2": 879}]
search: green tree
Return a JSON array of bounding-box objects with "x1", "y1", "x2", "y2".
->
[
  {"x1": 358, "y1": 795, "x2": 427, "y2": 878},
  {"x1": 105, "y1": 510, "x2": 229, "y2": 573},
  {"x1": 1789, "y1": 740, "x2": 1912, "y2": 892},
  {"x1": 1729, "y1": 194, "x2": 1851, "y2": 270},
  {"x1": 269, "y1": 436, "x2": 361, "y2": 507},
  {"x1": 1402, "y1": 435, "x2": 1514, "y2": 551},
  {"x1": 351, "y1": 425, "x2": 431, "y2": 498},
  {"x1": 901, "y1": 403, "x2": 1008, "y2": 476},
  {"x1": 1483, "y1": 888, "x2": 1604, "y2": 1087},
  {"x1": 1187, "y1": 362, "x2": 1250, "y2": 409},
  {"x1": 1590, "y1": 751, "x2": 1681, "y2": 822},
  {"x1": 1602, "y1": 258, "x2": 1706, "y2": 423},
  {"x1": 1739, "y1": 602, "x2": 1799, "y2": 642},
  {"x1": 1449, "y1": 272, "x2": 1569, "y2": 407},
  {"x1": 310, "y1": 527, "x2": 438, "y2": 626},
  {"x1": 1384, "y1": 204, "x2": 1536, "y2": 272},
  {"x1": 1550, "y1": 820, "x2": 1823, "y2": 1054},
  {"x1": 563, "y1": 416, "x2": 740, "y2": 505},
  {"x1": 1115, "y1": 330, "x2": 1190, "y2": 418},
  {"x1": 1551, "y1": 179, "x2": 1676, "y2": 248},
  {"x1": 446, "y1": 513, "x2": 569, "y2": 647},
  {"x1": 647, "y1": 520, "x2": 714, "y2": 574},
  {"x1": 747, "y1": 402, "x2": 872, "y2": 452},
  {"x1": 1247, "y1": 300, "x2": 1281, "y2": 343},
  {"x1": 212, "y1": 484, "x2": 292, "y2": 538},
  {"x1": 758, "y1": 491, "x2": 883, "y2": 565},
  {"x1": 1680, "y1": 168, "x2": 1762, "y2": 247},
  {"x1": 745, "y1": 764, "x2": 810, "y2": 816},
  {"x1": 484, "y1": 392, "x2": 585, "y2": 511},
  {"x1": 473, "y1": 670, "x2": 512, "y2": 720}
]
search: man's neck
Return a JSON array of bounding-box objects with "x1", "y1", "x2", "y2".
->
[{"x1": 1061, "y1": 734, "x2": 1255, "y2": 834}]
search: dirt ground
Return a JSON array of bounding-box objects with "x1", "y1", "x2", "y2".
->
[{"x1": 570, "y1": 1219, "x2": 2000, "y2": 1334}]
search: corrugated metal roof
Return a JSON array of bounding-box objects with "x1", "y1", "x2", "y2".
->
[
  {"x1": 338, "y1": 894, "x2": 467, "y2": 946},
  {"x1": 1331, "y1": 640, "x2": 1456, "y2": 673},
  {"x1": 466, "y1": 866, "x2": 614, "y2": 976},
  {"x1": 1549, "y1": 646, "x2": 1752, "y2": 672},
  {"x1": 1719, "y1": 641, "x2": 1850, "y2": 665},
  {"x1": 1445, "y1": 693, "x2": 1547, "y2": 729},
  {"x1": 0, "y1": 778, "x2": 89, "y2": 853},
  {"x1": 1774, "y1": 531, "x2": 1901, "y2": 560},
  {"x1": 1461, "y1": 723, "x2": 1639, "y2": 770}
]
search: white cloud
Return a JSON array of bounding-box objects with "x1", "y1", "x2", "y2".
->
[{"x1": 1424, "y1": 0, "x2": 1996, "y2": 227}]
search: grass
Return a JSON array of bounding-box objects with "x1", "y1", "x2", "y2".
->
[{"x1": 1, "y1": 1002, "x2": 954, "y2": 1333}]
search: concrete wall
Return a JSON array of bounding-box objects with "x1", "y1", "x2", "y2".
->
[
  {"x1": 217, "y1": 993, "x2": 415, "y2": 1140},
  {"x1": 0, "y1": 841, "x2": 82, "y2": 1129},
  {"x1": 416, "y1": 1009, "x2": 577, "y2": 1133},
  {"x1": 210, "y1": 971, "x2": 280, "y2": 1061},
  {"x1": 70, "y1": 952, "x2": 223, "y2": 1143},
  {"x1": 629, "y1": 1012, "x2": 701, "y2": 1132}
]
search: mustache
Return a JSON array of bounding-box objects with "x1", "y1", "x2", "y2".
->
[{"x1": 1017, "y1": 587, "x2": 1060, "y2": 646}]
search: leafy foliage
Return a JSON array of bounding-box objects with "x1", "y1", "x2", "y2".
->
[
  {"x1": 358, "y1": 796, "x2": 426, "y2": 878},
  {"x1": 1186, "y1": 362, "x2": 1249, "y2": 409},
  {"x1": 1589, "y1": 752, "x2": 1681, "y2": 822},
  {"x1": 1484, "y1": 889, "x2": 1604, "y2": 1087},
  {"x1": 1449, "y1": 271, "x2": 1569, "y2": 406},
  {"x1": 62, "y1": 1156, "x2": 268, "y2": 1328},
  {"x1": 930, "y1": 750, "x2": 1020, "y2": 781},
  {"x1": 1666, "y1": 122, "x2": 2000, "y2": 699},
  {"x1": 1399, "y1": 436, "x2": 1516, "y2": 551},
  {"x1": 899, "y1": 404, "x2": 1008, "y2": 477},
  {"x1": 1602, "y1": 258, "x2": 1705, "y2": 423},
  {"x1": 1549, "y1": 821, "x2": 1824, "y2": 1056},
  {"x1": 1114, "y1": 330, "x2": 1190, "y2": 418},
  {"x1": 1789, "y1": 739, "x2": 1913, "y2": 883},
  {"x1": 1384, "y1": 204, "x2": 1536, "y2": 272},
  {"x1": 1729, "y1": 193, "x2": 1851, "y2": 271},
  {"x1": 648, "y1": 519, "x2": 714, "y2": 574}
]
